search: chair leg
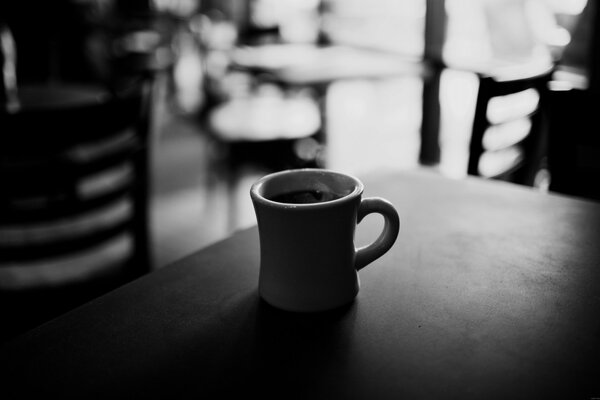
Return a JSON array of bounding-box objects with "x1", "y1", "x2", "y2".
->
[{"x1": 420, "y1": 67, "x2": 442, "y2": 166}]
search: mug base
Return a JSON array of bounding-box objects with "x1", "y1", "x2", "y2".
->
[{"x1": 258, "y1": 292, "x2": 358, "y2": 313}]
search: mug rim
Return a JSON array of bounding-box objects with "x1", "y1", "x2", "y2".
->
[{"x1": 250, "y1": 168, "x2": 364, "y2": 209}]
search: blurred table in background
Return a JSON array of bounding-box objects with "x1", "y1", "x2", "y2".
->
[
  {"x1": 230, "y1": 44, "x2": 428, "y2": 84},
  {"x1": 223, "y1": 43, "x2": 431, "y2": 168}
]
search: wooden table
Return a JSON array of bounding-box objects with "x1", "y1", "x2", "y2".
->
[{"x1": 1, "y1": 169, "x2": 599, "y2": 399}]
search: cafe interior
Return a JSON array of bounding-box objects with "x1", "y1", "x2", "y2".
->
[{"x1": 1, "y1": 0, "x2": 599, "y2": 342}]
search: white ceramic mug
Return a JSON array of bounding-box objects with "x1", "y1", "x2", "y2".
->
[{"x1": 250, "y1": 168, "x2": 400, "y2": 312}]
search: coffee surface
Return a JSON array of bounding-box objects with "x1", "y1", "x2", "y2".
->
[{"x1": 269, "y1": 189, "x2": 342, "y2": 204}]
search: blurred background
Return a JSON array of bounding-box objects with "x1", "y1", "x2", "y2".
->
[{"x1": 1, "y1": 0, "x2": 596, "y2": 271}]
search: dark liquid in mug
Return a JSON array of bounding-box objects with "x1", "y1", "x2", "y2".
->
[{"x1": 269, "y1": 189, "x2": 343, "y2": 204}]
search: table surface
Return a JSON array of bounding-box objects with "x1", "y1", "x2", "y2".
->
[
  {"x1": 231, "y1": 44, "x2": 429, "y2": 85},
  {"x1": 1, "y1": 169, "x2": 599, "y2": 399},
  {"x1": 229, "y1": 43, "x2": 553, "y2": 85}
]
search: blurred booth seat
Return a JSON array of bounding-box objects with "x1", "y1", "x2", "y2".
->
[{"x1": 0, "y1": 81, "x2": 152, "y2": 342}]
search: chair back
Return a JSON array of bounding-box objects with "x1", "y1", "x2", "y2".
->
[
  {"x1": 0, "y1": 81, "x2": 152, "y2": 341},
  {"x1": 467, "y1": 65, "x2": 553, "y2": 186}
]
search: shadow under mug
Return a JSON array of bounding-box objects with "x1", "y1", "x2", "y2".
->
[{"x1": 250, "y1": 168, "x2": 400, "y2": 312}]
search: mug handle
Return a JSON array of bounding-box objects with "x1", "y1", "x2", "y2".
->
[{"x1": 355, "y1": 197, "x2": 400, "y2": 271}]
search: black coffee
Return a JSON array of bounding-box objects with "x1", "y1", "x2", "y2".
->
[{"x1": 269, "y1": 189, "x2": 343, "y2": 204}]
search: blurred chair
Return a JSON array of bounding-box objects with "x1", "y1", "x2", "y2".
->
[
  {"x1": 466, "y1": 64, "x2": 554, "y2": 186},
  {"x1": 0, "y1": 80, "x2": 152, "y2": 342}
]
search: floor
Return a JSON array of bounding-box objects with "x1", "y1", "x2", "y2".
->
[{"x1": 149, "y1": 69, "x2": 479, "y2": 269}]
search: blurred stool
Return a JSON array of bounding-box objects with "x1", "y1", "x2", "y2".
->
[
  {"x1": 0, "y1": 80, "x2": 152, "y2": 342},
  {"x1": 466, "y1": 63, "x2": 554, "y2": 186}
]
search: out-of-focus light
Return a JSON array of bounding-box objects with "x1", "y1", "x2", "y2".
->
[
  {"x1": 482, "y1": 118, "x2": 531, "y2": 151},
  {"x1": 547, "y1": 27, "x2": 571, "y2": 47},
  {"x1": 487, "y1": 88, "x2": 539, "y2": 125},
  {"x1": 479, "y1": 146, "x2": 524, "y2": 178},
  {"x1": 153, "y1": 0, "x2": 199, "y2": 17},
  {"x1": 544, "y1": 0, "x2": 587, "y2": 15},
  {"x1": 526, "y1": 0, "x2": 573, "y2": 48},
  {"x1": 548, "y1": 80, "x2": 575, "y2": 91},
  {"x1": 173, "y1": 44, "x2": 204, "y2": 113},
  {"x1": 287, "y1": 0, "x2": 320, "y2": 11}
]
